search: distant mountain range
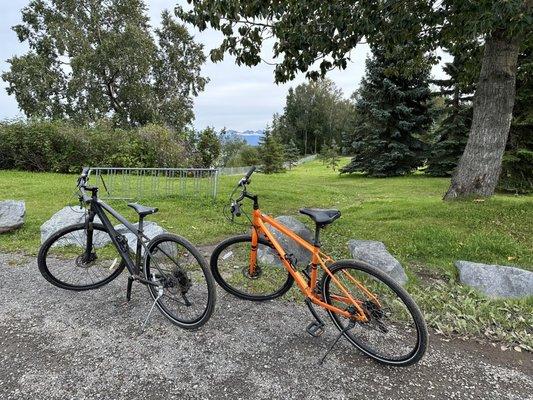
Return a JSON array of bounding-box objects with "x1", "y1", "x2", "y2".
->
[{"x1": 224, "y1": 129, "x2": 264, "y2": 146}]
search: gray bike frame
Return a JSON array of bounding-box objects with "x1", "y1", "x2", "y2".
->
[{"x1": 83, "y1": 188, "x2": 158, "y2": 284}]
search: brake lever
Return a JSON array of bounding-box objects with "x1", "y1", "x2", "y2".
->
[{"x1": 230, "y1": 201, "x2": 242, "y2": 218}]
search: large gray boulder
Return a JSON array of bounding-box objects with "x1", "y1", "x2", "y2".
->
[
  {"x1": 455, "y1": 261, "x2": 533, "y2": 299},
  {"x1": 258, "y1": 216, "x2": 314, "y2": 268},
  {"x1": 347, "y1": 240, "x2": 408, "y2": 285},
  {"x1": 40, "y1": 206, "x2": 105, "y2": 246},
  {"x1": 0, "y1": 200, "x2": 25, "y2": 233}
]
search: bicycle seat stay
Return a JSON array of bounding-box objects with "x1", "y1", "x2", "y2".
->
[
  {"x1": 299, "y1": 208, "x2": 341, "y2": 227},
  {"x1": 127, "y1": 202, "x2": 158, "y2": 217}
]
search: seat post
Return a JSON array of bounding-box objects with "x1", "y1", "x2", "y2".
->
[
  {"x1": 313, "y1": 224, "x2": 321, "y2": 247},
  {"x1": 135, "y1": 215, "x2": 145, "y2": 267}
]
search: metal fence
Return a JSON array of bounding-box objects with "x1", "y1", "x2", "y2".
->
[
  {"x1": 89, "y1": 167, "x2": 218, "y2": 200},
  {"x1": 89, "y1": 155, "x2": 317, "y2": 200}
]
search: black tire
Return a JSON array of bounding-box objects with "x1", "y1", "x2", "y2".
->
[
  {"x1": 210, "y1": 234, "x2": 294, "y2": 301},
  {"x1": 37, "y1": 223, "x2": 126, "y2": 291},
  {"x1": 144, "y1": 233, "x2": 216, "y2": 330},
  {"x1": 322, "y1": 260, "x2": 428, "y2": 366}
]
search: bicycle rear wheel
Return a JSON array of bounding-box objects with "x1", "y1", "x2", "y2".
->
[
  {"x1": 144, "y1": 234, "x2": 216, "y2": 330},
  {"x1": 322, "y1": 260, "x2": 427, "y2": 366},
  {"x1": 37, "y1": 223, "x2": 126, "y2": 290}
]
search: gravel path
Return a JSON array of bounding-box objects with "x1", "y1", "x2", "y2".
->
[{"x1": 1, "y1": 252, "x2": 531, "y2": 400}]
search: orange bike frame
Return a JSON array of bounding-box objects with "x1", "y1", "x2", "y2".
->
[{"x1": 250, "y1": 209, "x2": 375, "y2": 322}]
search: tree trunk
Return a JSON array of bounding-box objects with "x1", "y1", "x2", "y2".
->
[{"x1": 443, "y1": 32, "x2": 519, "y2": 200}]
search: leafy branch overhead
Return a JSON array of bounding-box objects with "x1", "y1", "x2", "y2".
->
[
  {"x1": 178, "y1": 1, "x2": 530, "y2": 82},
  {"x1": 3, "y1": 0, "x2": 207, "y2": 130}
]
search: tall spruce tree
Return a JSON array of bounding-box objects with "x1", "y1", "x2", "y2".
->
[
  {"x1": 426, "y1": 44, "x2": 479, "y2": 176},
  {"x1": 259, "y1": 131, "x2": 285, "y2": 174},
  {"x1": 284, "y1": 139, "x2": 300, "y2": 169},
  {"x1": 340, "y1": 45, "x2": 433, "y2": 177}
]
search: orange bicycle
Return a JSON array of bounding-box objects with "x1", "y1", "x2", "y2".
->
[{"x1": 211, "y1": 167, "x2": 428, "y2": 366}]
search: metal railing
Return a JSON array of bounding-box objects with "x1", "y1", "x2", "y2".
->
[
  {"x1": 89, "y1": 155, "x2": 316, "y2": 200},
  {"x1": 89, "y1": 167, "x2": 218, "y2": 200}
]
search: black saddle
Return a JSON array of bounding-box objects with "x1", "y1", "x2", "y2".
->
[
  {"x1": 299, "y1": 208, "x2": 341, "y2": 227},
  {"x1": 127, "y1": 202, "x2": 158, "y2": 217}
]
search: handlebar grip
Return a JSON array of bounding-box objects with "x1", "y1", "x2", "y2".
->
[
  {"x1": 244, "y1": 166, "x2": 256, "y2": 180},
  {"x1": 238, "y1": 166, "x2": 256, "y2": 186}
]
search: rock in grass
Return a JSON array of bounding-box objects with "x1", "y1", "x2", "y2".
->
[
  {"x1": 347, "y1": 240, "x2": 408, "y2": 285},
  {"x1": 455, "y1": 261, "x2": 533, "y2": 299},
  {"x1": 258, "y1": 215, "x2": 314, "y2": 267},
  {"x1": 0, "y1": 200, "x2": 25, "y2": 233},
  {"x1": 40, "y1": 206, "x2": 105, "y2": 246}
]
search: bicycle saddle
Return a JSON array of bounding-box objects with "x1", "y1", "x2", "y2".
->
[
  {"x1": 127, "y1": 202, "x2": 158, "y2": 217},
  {"x1": 299, "y1": 208, "x2": 341, "y2": 227}
]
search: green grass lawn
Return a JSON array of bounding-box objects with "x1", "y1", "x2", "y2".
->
[{"x1": 1, "y1": 158, "x2": 532, "y2": 348}]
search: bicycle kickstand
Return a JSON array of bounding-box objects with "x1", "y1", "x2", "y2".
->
[
  {"x1": 126, "y1": 276, "x2": 134, "y2": 301},
  {"x1": 318, "y1": 320, "x2": 356, "y2": 365},
  {"x1": 140, "y1": 286, "x2": 163, "y2": 333}
]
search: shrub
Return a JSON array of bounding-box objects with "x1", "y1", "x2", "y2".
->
[{"x1": 0, "y1": 119, "x2": 193, "y2": 172}]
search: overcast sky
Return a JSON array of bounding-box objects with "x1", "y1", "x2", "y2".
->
[{"x1": 0, "y1": 0, "x2": 448, "y2": 132}]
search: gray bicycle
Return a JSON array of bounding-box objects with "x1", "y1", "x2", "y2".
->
[{"x1": 37, "y1": 168, "x2": 216, "y2": 330}]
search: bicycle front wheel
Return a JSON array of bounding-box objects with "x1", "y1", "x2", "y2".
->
[
  {"x1": 144, "y1": 234, "x2": 216, "y2": 330},
  {"x1": 210, "y1": 234, "x2": 294, "y2": 301},
  {"x1": 322, "y1": 260, "x2": 428, "y2": 366},
  {"x1": 37, "y1": 223, "x2": 126, "y2": 290}
]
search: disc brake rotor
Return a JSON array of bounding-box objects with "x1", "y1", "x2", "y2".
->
[
  {"x1": 242, "y1": 265, "x2": 262, "y2": 279},
  {"x1": 75, "y1": 253, "x2": 97, "y2": 269}
]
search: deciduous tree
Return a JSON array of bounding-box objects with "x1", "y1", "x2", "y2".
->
[
  {"x1": 3, "y1": 1, "x2": 207, "y2": 130},
  {"x1": 196, "y1": 127, "x2": 221, "y2": 167}
]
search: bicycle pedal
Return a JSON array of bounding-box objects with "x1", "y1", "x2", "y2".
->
[{"x1": 306, "y1": 321, "x2": 325, "y2": 337}]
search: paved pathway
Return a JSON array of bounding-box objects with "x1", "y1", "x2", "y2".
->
[{"x1": 1, "y1": 253, "x2": 531, "y2": 400}]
